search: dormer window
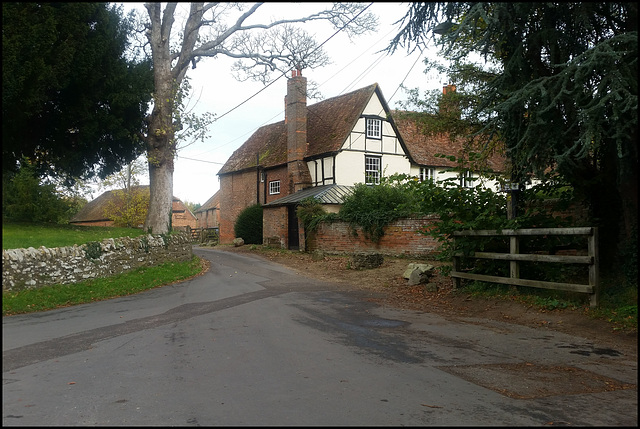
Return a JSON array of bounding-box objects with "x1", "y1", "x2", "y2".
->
[{"x1": 366, "y1": 118, "x2": 381, "y2": 139}]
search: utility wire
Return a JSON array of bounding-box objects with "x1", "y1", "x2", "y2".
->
[
  {"x1": 182, "y1": 3, "x2": 427, "y2": 165},
  {"x1": 183, "y1": 3, "x2": 374, "y2": 160}
]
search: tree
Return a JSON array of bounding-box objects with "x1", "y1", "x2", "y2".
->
[
  {"x1": 388, "y1": 2, "x2": 638, "y2": 270},
  {"x1": 2, "y1": 3, "x2": 154, "y2": 185},
  {"x1": 2, "y1": 159, "x2": 72, "y2": 224},
  {"x1": 135, "y1": 3, "x2": 377, "y2": 234},
  {"x1": 99, "y1": 157, "x2": 150, "y2": 228},
  {"x1": 103, "y1": 187, "x2": 150, "y2": 228}
]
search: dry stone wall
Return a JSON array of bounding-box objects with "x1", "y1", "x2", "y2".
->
[{"x1": 2, "y1": 232, "x2": 193, "y2": 292}]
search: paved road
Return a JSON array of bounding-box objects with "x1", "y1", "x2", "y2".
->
[{"x1": 3, "y1": 247, "x2": 637, "y2": 426}]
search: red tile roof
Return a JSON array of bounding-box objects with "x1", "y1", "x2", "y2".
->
[
  {"x1": 394, "y1": 111, "x2": 507, "y2": 172},
  {"x1": 217, "y1": 83, "x2": 506, "y2": 175},
  {"x1": 218, "y1": 84, "x2": 379, "y2": 175}
]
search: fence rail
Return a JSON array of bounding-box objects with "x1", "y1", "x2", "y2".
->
[
  {"x1": 451, "y1": 227, "x2": 599, "y2": 307},
  {"x1": 187, "y1": 227, "x2": 219, "y2": 243}
]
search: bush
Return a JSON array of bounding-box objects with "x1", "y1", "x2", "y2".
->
[
  {"x1": 296, "y1": 198, "x2": 328, "y2": 232},
  {"x1": 2, "y1": 161, "x2": 71, "y2": 224},
  {"x1": 234, "y1": 204, "x2": 263, "y2": 245},
  {"x1": 338, "y1": 179, "x2": 418, "y2": 242}
]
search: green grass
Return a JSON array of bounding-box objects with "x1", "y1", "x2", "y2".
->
[
  {"x1": 3, "y1": 256, "x2": 203, "y2": 316},
  {"x1": 2, "y1": 222, "x2": 203, "y2": 316},
  {"x1": 2, "y1": 222, "x2": 146, "y2": 250}
]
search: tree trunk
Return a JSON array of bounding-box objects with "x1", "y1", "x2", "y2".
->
[
  {"x1": 143, "y1": 73, "x2": 176, "y2": 234},
  {"x1": 145, "y1": 158, "x2": 173, "y2": 234},
  {"x1": 143, "y1": 3, "x2": 180, "y2": 235},
  {"x1": 144, "y1": 100, "x2": 175, "y2": 234}
]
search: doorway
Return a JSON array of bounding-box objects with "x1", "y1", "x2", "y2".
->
[{"x1": 287, "y1": 205, "x2": 299, "y2": 250}]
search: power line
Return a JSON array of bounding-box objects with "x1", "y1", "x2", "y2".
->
[
  {"x1": 183, "y1": 3, "x2": 428, "y2": 166},
  {"x1": 185, "y1": 3, "x2": 375, "y2": 161},
  {"x1": 210, "y1": 3, "x2": 374, "y2": 124},
  {"x1": 177, "y1": 155, "x2": 226, "y2": 165}
]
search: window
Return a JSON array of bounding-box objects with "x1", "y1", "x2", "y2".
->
[
  {"x1": 419, "y1": 167, "x2": 435, "y2": 182},
  {"x1": 365, "y1": 156, "x2": 381, "y2": 185},
  {"x1": 269, "y1": 180, "x2": 280, "y2": 195},
  {"x1": 459, "y1": 170, "x2": 474, "y2": 188},
  {"x1": 366, "y1": 118, "x2": 381, "y2": 139}
]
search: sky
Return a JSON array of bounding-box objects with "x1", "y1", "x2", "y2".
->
[{"x1": 102, "y1": 3, "x2": 445, "y2": 206}]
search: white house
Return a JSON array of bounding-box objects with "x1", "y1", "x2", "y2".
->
[{"x1": 216, "y1": 70, "x2": 506, "y2": 248}]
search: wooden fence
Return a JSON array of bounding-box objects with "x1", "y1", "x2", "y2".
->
[
  {"x1": 451, "y1": 227, "x2": 599, "y2": 307},
  {"x1": 187, "y1": 227, "x2": 219, "y2": 243}
]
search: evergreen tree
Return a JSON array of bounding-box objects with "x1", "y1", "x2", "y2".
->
[
  {"x1": 2, "y1": 3, "x2": 154, "y2": 184},
  {"x1": 388, "y1": 2, "x2": 638, "y2": 270}
]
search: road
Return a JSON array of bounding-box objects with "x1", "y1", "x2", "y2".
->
[{"x1": 3, "y1": 247, "x2": 637, "y2": 426}]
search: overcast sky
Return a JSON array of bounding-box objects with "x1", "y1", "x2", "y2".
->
[{"x1": 104, "y1": 3, "x2": 445, "y2": 205}]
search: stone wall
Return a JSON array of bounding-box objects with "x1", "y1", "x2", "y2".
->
[
  {"x1": 2, "y1": 232, "x2": 193, "y2": 292},
  {"x1": 305, "y1": 216, "x2": 441, "y2": 257}
]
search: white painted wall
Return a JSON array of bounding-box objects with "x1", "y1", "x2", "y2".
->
[{"x1": 307, "y1": 90, "x2": 503, "y2": 191}]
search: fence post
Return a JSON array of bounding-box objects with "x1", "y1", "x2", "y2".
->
[
  {"x1": 588, "y1": 227, "x2": 599, "y2": 307},
  {"x1": 452, "y1": 235, "x2": 461, "y2": 289},
  {"x1": 510, "y1": 234, "x2": 519, "y2": 284}
]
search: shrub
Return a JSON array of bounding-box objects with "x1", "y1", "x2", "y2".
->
[
  {"x1": 338, "y1": 179, "x2": 418, "y2": 242},
  {"x1": 296, "y1": 198, "x2": 328, "y2": 232},
  {"x1": 2, "y1": 160, "x2": 71, "y2": 224},
  {"x1": 234, "y1": 204, "x2": 263, "y2": 245}
]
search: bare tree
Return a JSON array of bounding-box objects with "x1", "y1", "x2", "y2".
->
[{"x1": 140, "y1": 2, "x2": 377, "y2": 233}]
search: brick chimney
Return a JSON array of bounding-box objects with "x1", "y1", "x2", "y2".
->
[
  {"x1": 439, "y1": 84, "x2": 460, "y2": 117},
  {"x1": 286, "y1": 69, "x2": 312, "y2": 193}
]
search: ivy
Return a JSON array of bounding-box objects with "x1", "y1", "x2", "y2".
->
[
  {"x1": 296, "y1": 198, "x2": 331, "y2": 233},
  {"x1": 332, "y1": 172, "x2": 578, "y2": 281},
  {"x1": 140, "y1": 235, "x2": 150, "y2": 253},
  {"x1": 84, "y1": 241, "x2": 102, "y2": 261},
  {"x1": 338, "y1": 179, "x2": 418, "y2": 243}
]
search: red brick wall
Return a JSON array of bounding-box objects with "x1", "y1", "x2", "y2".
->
[
  {"x1": 196, "y1": 208, "x2": 219, "y2": 229},
  {"x1": 219, "y1": 171, "x2": 257, "y2": 244},
  {"x1": 263, "y1": 206, "x2": 288, "y2": 247},
  {"x1": 219, "y1": 165, "x2": 294, "y2": 244},
  {"x1": 307, "y1": 216, "x2": 441, "y2": 256},
  {"x1": 264, "y1": 166, "x2": 289, "y2": 205}
]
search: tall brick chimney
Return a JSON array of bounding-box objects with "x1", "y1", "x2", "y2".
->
[
  {"x1": 439, "y1": 84, "x2": 460, "y2": 117},
  {"x1": 286, "y1": 69, "x2": 312, "y2": 193}
]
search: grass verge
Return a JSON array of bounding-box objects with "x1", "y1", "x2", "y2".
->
[
  {"x1": 2, "y1": 256, "x2": 205, "y2": 316},
  {"x1": 2, "y1": 222, "x2": 146, "y2": 250},
  {"x1": 458, "y1": 279, "x2": 637, "y2": 333}
]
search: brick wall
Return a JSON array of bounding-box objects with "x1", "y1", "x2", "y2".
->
[
  {"x1": 306, "y1": 215, "x2": 441, "y2": 256},
  {"x1": 219, "y1": 165, "x2": 293, "y2": 244},
  {"x1": 263, "y1": 206, "x2": 288, "y2": 247},
  {"x1": 263, "y1": 166, "x2": 289, "y2": 205},
  {"x1": 219, "y1": 170, "x2": 259, "y2": 244}
]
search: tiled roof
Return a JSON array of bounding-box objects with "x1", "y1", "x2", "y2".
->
[
  {"x1": 393, "y1": 111, "x2": 506, "y2": 172},
  {"x1": 195, "y1": 190, "x2": 220, "y2": 213},
  {"x1": 217, "y1": 83, "x2": 506, "y2": 177},
  {"x1": 218, "y1": 84, "x2": 378, "y2": 175},
  {"x1": 264, "y1": 184, "x2": 354, "y2": 206},
  {"x1": 70, "y1": 185, "x2": 188, "y2": 223},
  {"x1": 70, "y1": 185, "x2": 150, "y2": 223}
]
